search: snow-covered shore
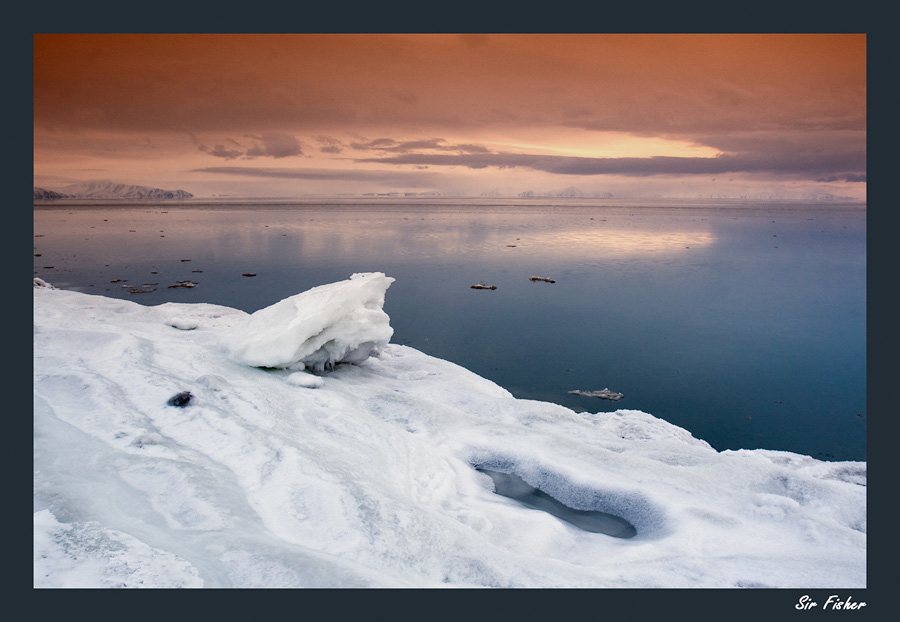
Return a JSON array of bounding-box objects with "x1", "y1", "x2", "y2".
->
[{"x1": 33, "y1": 274, "x2": 865, "y2": 588}]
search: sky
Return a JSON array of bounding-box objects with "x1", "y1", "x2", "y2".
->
[{"x1": 33, "y1": 33, "x2": 866, "y2": 200}]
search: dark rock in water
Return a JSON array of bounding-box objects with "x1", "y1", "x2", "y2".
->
[{"x1": 167, "y1": 391, "x2": 193, "y2": 407}]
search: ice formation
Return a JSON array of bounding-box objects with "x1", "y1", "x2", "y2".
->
[
  {"x1": 33, "y1": 277, "x2": 866, "y2": 588},
  {"x1": 219, "y1": 272, "x2": 395, "y2": 370},
  {"x1": 569, "y1": 388, "x2": 625, "y2": 401}
]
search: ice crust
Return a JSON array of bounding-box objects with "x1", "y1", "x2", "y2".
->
[{"x1": 33, "y1": 277, "x2": 866, "y2": 588}]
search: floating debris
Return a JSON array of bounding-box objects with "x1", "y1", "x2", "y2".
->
[
  {"x1": 168, "y1": 280, "x2": 197, "y2": 289},
  {"x1": 530, "y1": 276, "x2": 556, "y2": 283},
  {"x1": 569, "y1": 388, "x2": 624, "y2": 401},
  {"x1": 242, "y1": 273, "x2": 257, "y2": 277},
  {"x1": 470, "y1": 283, "x2": 497, "y2": 290},
  {"x1": 166, "y1": 391, "x2": 193, "y2": 407}
]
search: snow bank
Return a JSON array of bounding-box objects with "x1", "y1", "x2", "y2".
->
[
  {"x1": 33, "y1": 277, "x2": 866, "y2": 588},
  {"x1": 219, "y1": 272, "x2": 394, "y2": 370}
]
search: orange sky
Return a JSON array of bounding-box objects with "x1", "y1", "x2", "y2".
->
[{"x1": 33, "y1": 33, "x2": 866, "y2": 200}]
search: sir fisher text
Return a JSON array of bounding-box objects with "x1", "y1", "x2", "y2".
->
[{"x1": 796, "y1": 594, "x2": 867, "y2": 611}]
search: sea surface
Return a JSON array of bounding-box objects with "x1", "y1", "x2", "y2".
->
[{"x1": 33, "y1": 198, "x2": 867, "y2": 461}]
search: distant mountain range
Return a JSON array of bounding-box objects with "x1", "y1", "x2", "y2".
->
[
  {"x1": 517, "y1": 187, "x2": 614, "y2": 199},
  {"x1": 34, "y1": 180, "x2": 193, "y2": 200}
]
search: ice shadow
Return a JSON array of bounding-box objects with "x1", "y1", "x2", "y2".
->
[{"x1": 476, "y1": 467, "x2": 637, "y2": 538}]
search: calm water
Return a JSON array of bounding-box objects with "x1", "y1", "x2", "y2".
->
[{"x1": 33, "y1": 199, "x2": 867, "y2": 461}]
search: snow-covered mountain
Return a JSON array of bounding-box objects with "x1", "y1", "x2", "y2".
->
[
  {"x1": 517, "y1": 187, "x2": 614, "y2": 199},
  {"x1": 34, "y1": 180, "x2": 193, "y2": 200},
  {"x1": 33, "y1": 187, "x2": 69, "y2": 200}
]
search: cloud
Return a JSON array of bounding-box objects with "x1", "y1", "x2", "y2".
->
[
  {"x1": 344, "y1": 129, "x2": 866, "y2": 182},
  {"x1": 695, "y1": 130, "x2": 865, "y2": 159},
  {"x1": 353, "y1": 141, "x2": 866, "y2": 181},
  {"x1": 198, "y1": 144, "x2": 244, "y2": 160},
  {"x1": 245, "y1": 133, "x2": 303, "y2": 158},
  {"x1": 819, "y1": 173, "x2": 867, "y2": 183},
  {"x1": 350, "y1": 137, "x2": 492, "y2": 154},
  {"x1": 350, "y1": 138, "x2": 399, "y2": 150},
  {"x1": 316, "y1": 135, "x2": 345, "y2": 154},
  {"x1": 199, "y1": 133, "x2": 302, "y2": 160},
  {"x1": 190, "y1": 166, "x2": 441, "y2": 187}
]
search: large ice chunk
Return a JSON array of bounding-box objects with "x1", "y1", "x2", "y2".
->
[{"x1": 220, "y1": 272, "x2": 395, "y2": 370}]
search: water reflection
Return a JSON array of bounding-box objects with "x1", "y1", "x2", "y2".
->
[
  {"x1": 519, "y1": 228, "x2": 717, "y2": 256},
  {"x1": 32, "y1": 204, "x2": 717, "y2": 267}
]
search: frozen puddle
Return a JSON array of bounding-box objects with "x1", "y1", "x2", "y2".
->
[{"x1": 476, "y1": 467, "x2": 638, "y2": 538}]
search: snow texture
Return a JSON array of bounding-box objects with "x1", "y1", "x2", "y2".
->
[{"x1": 33, "y1": 276, "x2": 866, "y2": 588}]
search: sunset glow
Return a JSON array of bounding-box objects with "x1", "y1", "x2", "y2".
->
[
  {"x1": 33, "y1": 33, "x2": 866, "y2": 200},
  {"x1": 479, "y1": 130, "x2": 724, "y2": 159}
]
